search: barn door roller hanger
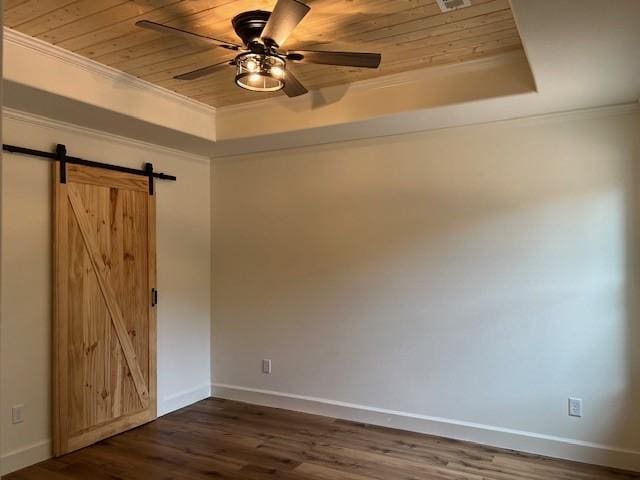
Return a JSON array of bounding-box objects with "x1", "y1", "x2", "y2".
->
[{"x1": 2, "y1": 143, "x2": 177, "y2": 195}]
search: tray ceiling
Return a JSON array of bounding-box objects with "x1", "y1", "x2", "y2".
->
[{"x1": 4, "y1": 0, "x2": 524, "y2": 108}]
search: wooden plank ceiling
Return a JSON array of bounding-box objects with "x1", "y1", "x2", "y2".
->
[{"x1": 4, "y1": 0, "x2": 524, "y2": 107}]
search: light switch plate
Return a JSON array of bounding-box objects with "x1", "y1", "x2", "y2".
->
[
  {"x1": 262, "y1": 359, "x2": 272, "y2": 374},
  {"x1": 12, "y1": 404, "x2": 24, "y2": 424},
  {"x1": 568, "y1": 397, "x2": 583, "y2": 417}
]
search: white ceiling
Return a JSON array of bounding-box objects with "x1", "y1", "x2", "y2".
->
[{"x1": 515, "y1": 0, "x2": 640, "y2": 108}]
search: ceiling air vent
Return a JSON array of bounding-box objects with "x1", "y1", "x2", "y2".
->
[{"x1": 436, "y1": 0, "x2": 472, "y2": 12}]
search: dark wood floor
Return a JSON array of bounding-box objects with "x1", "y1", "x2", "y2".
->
[{"x1": 5, "y1": 397, "x2": 639, "y2": 480}]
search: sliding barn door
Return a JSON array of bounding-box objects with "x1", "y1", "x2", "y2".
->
[{"x1": 53, "y1": 163, "x2": 156, "y2": 455}]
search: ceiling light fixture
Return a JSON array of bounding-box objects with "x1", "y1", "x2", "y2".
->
[{"x1": 235, "y1": 52, "x2": 286, "y2": 92}]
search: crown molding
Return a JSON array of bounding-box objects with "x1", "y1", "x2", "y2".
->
[
  {"x1": 497, "y1": 101, "x2": 640, "y2": 125},
  {"x1": 218, "y1": 50, "x2": 529, "y2": 115},
  {"x1": 3, "y1": 107, "x2": 212, "y2": 164},
  {"x1": 213, "y1": 101, "x2": 640, "y2": 158},
  {"x1": 3, "y1": 27, "x2": 216, "y2": 117}
]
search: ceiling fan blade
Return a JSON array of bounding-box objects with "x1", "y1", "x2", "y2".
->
[
  {"x1": 261, "y1": 0, "x2": 310, "y2": 48},
  {"x1": 136, "y1": 20, "x2": 242, "y2": 51},
  {"x1": 283, "y1": 70, "x2": 308, "y2": 97},
  {"x1": 174, "y1": 61, "x2": 234, "y2": 80},
  {"x1": 287, "y1": 50, "x2": 381, "y2": 68}
]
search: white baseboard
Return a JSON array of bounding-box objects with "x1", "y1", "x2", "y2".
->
[
  {"x1": 1, "y1": 440, "x2": 51, "y2": 476},
  {"x1": 211, "y1": 383, "x2": 640, "y2": 473},
  {"x1": 158, "y1": 383, "x2": 212, "y2": 416},
  {"x1": 1, "y1": 384, "x2": 211, "y2": 475}
]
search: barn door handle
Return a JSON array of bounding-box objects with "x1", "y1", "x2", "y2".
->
[{"x1": 151, "y1": 288, "x2": 158, "y2": 307}]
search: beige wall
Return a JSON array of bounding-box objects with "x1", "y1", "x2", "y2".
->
[
  {"x1": 3, "y1": 28, "x2": 217, "y2": 146},
  {"x1": 212, "y1": 108, "x2": 640, "y2": 468},
  {"x1": 0, "y1": 110, "x2": 212, "y2": 474}
]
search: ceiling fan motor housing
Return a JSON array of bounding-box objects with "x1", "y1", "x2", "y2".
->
[{"x1": 232, "y1": 11, "x2": 272, "y2": 47}]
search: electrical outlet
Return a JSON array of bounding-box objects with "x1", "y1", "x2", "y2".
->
[
  {"x1": 12, "y1": 404, "x2": 24, "y2": 424},
  {"x1": 568, "y1": 397, "x2": 583, "y2": 417},
  {"x1": 262, "y1": 359, "x2": 272, "y2": 374}
]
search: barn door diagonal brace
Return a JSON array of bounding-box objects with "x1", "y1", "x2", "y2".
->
[{"x1": 3, "y1": 143, "x2": 177, "y2": 189}]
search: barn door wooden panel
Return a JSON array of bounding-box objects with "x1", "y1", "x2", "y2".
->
[{"x1": 53, "y1": 163, "x2": 156, "y2": 455}]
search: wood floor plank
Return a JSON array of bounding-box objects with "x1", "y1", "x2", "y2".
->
[{"x1": 3, "y1": 398, "x2": 639, "y2": 480}]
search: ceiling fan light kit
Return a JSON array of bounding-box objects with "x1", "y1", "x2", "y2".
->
[
  {"x1": 235, "y1": 52, "x2": 286, "y2": 92},
  {"x1": 136, "y1": 0, "x2": 382, "y2": 98}
]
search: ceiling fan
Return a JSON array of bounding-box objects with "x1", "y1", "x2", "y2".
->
[{"x1": 135, "y1": 0, "x2": 382, "y2": 98}]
